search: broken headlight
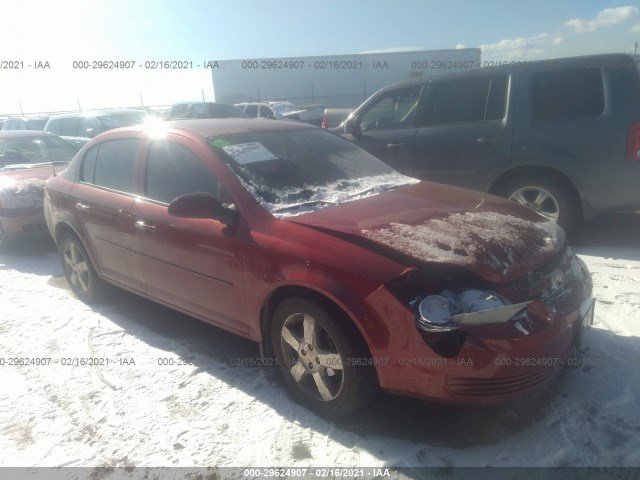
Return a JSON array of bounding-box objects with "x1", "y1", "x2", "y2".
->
[{"x1": 416, "y1": 289, "x2": 530, "y2": 333}]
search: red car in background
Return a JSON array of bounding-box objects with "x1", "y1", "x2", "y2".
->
[
  {"x1": 43, "y1": 119, "x2": 594, "y2": 417},
  {"x1": 0, "y1": 131, "x2": 77, "y2": 249}
]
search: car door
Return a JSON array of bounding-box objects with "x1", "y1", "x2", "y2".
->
[
  {"x1": 130, "y1": 136, "x2": 247, "y2": 334},
  {"x1": 71, "y1": 137, "x2": 145, "y2": 291},
  {"x1": 410, "y1": 74, "x2": 513, "y2": 191},
  {"x1": 345, "y1": 84, "x2": 423, "y2": 176}
]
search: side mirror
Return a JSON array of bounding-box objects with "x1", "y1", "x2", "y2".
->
[
  {"x1": 343, "y1": 116, "x2": 361, "y2": 136},
  {"x1": 168, "y1": 192, "x2": 238, "y2": 226}
]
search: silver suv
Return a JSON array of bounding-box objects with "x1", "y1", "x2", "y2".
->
[{"x1": 338, "y1": 53, "x2": 640, "y2": 231}]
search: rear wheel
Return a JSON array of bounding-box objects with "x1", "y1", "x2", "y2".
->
[
  {"x1": 497, "y1": 175, "x2": 580, "y2": 232},
  {"x1": 59, "y1": 233, "x2": 107, "y2": 303},
  {"x1": 271, "y1": 297, "x2": 378, "y2": 418}
]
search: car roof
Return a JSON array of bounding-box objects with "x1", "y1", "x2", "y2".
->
[
  {"x1": 97, "y1": 118, "x2": 314, "y2": 141},
  {"x1": 374, "y1": 53, "x2": 636, "y2": 94},
  {"x1": 0, "y1": 130, "x2": 60, "y2": 139}
]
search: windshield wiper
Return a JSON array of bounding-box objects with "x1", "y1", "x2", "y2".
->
[
  {"x1": 345, "y1": 182, "x2": 415, "y2": 200},
  {"x1": 273, "y1": 200, "x2": 339, "y2": 213}
]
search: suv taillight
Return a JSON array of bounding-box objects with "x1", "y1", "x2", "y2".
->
[
  {"x1": 625, "y1": 123, "x2": 640, "y2": 161},
  {"x1": 321, "y1": 109, "x2": 327, "y2": 129}
]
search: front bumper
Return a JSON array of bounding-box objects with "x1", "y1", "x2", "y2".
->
[
  {"x1": 362, "y1": 247, "x2": 594, "y2": 405},
  {"x1": 0, "y1": 212, "x2": 48, "y2": 240}
]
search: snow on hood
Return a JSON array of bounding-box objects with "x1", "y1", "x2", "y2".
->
[
  {"x1": 288, "y1": 183, "x2": 566, "y2": 283},
  {"x1": 360, "y1": 211, "x2": 564, "y2": 282}
]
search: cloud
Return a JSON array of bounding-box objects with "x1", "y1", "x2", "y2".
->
[
  {"x1": 631, "y1": 22, "x2": 640, "y2": 33},
  {"x1": 553, "y1": 36, "x2": 564, "y2": 45},
  {"x1": 455, "y1": 44, "x2": 466, "y2": 49},
  {"x1": 479, "y1": 33, "x2": 552, "y2": 59},
  {"x1": 566, "y1": 6, "x2": 638, "y2": 33}
]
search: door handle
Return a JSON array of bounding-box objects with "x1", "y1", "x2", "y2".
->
[
  {"x1": 75, "y1": 202, "x2": 89, "y2": 211},
  {"x1": 135, "y1": 220, "x2": 156, "y2": 232},
  {"x1": 387, "y1": 142, "x2": 410, "y2": 148}
]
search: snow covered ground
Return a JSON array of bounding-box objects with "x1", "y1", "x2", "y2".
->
[{"x1": 0, "y1": 213, "x2": 639, "y2": 478}]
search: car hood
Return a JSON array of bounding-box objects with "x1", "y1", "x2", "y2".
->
[
  {"x1": 0, "y1": 165, "x2": 65, "y2": 193},
  {"x1": 287, "y1": 182, "x2": 565, "y2": 283}
]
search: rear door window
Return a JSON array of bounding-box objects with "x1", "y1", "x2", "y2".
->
[
  {"x1": 417, "y1": 75, "x2": 508, "y2": 126},
  {"x1": 82, "y1": 138, "x2": 140, "y2": 193},
  {"x1": 531, "y1": 68, "x2": 605, "y2": 120}
]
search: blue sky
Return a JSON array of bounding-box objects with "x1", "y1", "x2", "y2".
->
[{"x1": 2, "y1": 0, "x2": 640, "y2": 113}]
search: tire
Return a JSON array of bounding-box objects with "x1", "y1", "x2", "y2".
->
[
  {"x1": 271, "y1": 297, "x2": 378, "y2": 418},
  {"x1": 497, "y1": 175, "x2": 580, "y2": 232},
  {"x1": 59, "y1": 233, "x2": 107, "y2": 303}
]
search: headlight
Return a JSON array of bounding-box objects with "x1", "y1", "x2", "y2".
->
[{"x1": 416, "y1": 289, "x2": 530, "y2": 333}]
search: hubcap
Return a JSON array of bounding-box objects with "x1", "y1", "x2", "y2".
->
[
  {"x1": 280, "y1": 313, "x2": 344, "y2": 402},
  {"x1": 509, "y1": 186, "x2": 560, "y2": 223},
  {"x1": 63, "y1": 242, "x2": 90, "y2": 293}
]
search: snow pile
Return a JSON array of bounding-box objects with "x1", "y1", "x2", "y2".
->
[{"x1": 0, "y1": 238, "x2": 639, "y2": 474}]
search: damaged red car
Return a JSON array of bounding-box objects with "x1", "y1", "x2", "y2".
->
[
  {"x1": 43, "y1": 119, "x2": 594, "y2": 417},
  {"x1": 0, "y1": 131, "x2": 77, "y2": 249}
]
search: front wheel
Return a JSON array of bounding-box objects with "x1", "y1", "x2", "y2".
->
[
  {"x1": 271, "y1": 297, "x2": 378, "y2": 418},
  {"x1": 497, "y1": 175, "x2": 580, "y2": 232},
  {"x1": 59, "y1": 233, "x2": 107, "y2": 303}
]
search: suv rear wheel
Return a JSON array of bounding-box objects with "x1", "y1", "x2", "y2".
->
[{"x1": 497, "y1": 175, "x2": 579, "y2": 232}]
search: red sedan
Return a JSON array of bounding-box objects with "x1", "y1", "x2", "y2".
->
[
  {"x1": 44, "y1": 119, "x2": 594, "y2": 417},
  {"x1": 0, "y1": 131, "x2": 77, "y2": 249}
]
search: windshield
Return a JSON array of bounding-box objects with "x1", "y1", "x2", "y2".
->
[
  {"x1": 209, "y1": 128, "x2": 419, "y2": 217},
  {"x1": 0, "y1": 136, "x2": 77, "y2": 168}
]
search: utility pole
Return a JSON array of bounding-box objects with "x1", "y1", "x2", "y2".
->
[{"x1": 635, "y1": 41, "x2": 638, "y2": 55}]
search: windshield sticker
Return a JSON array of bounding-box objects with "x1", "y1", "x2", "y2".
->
[
  {"x1": 223, "y1": 142, "x2": 278, "y2": 165},
  {"x1": 211, "y1": 139, "x2": 232, "y2": 149}
]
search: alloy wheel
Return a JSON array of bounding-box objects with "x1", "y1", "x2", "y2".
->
[
  {"x1": 280, "y1": 312, "x2": 344, "y2": 402},
  {"x1": 63, "y1": 241, "x2": 90, "y2": 294},
  {"x1": 508, "y1": 186, "x2": 560, "y2": 223}
]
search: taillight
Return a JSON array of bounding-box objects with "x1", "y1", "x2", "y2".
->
[
  {"x1": 625, "y1": 123, "x2": 640, "y2": 161},
  {"x1": 321, "y1": 109, "x2": 327, "y2": 128}
]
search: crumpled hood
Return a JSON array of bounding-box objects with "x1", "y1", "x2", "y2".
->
[
  {"x1": 0, "y1": 165, "x2": 64, "y2": 194},
  {"x1": 288, "y1": 182, "x2": 565, "y2": 283}
]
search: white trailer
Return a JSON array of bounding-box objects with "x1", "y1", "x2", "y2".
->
[{"x1": 210, "y1": 48, "x2": 481, "y2": 108}]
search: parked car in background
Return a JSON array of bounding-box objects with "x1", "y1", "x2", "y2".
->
[
  {"x1": 44, "y1": 118, "x2": 593, "y2": 418},
  {"x1": 274, "y1": 103, "x2": 325, "y2": 126},
  {"x1": 44, "y1": 109, "x2": 152, "y2": 148},
  {"x1": 167, "y1": 101, "x2": 247, "y2": 120},
  {"x1": 0, "y1": 131, "x2": 77, "y2": 248},
  {"x1": 234, "y1": 102, "x2": 277, "y2": 119},
  {"x1": 2, "y1": 116, "x2": 50, "y2": 131},
  {"x1": 337, "y1": 53, "x2": 640, "y2": 231}
]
